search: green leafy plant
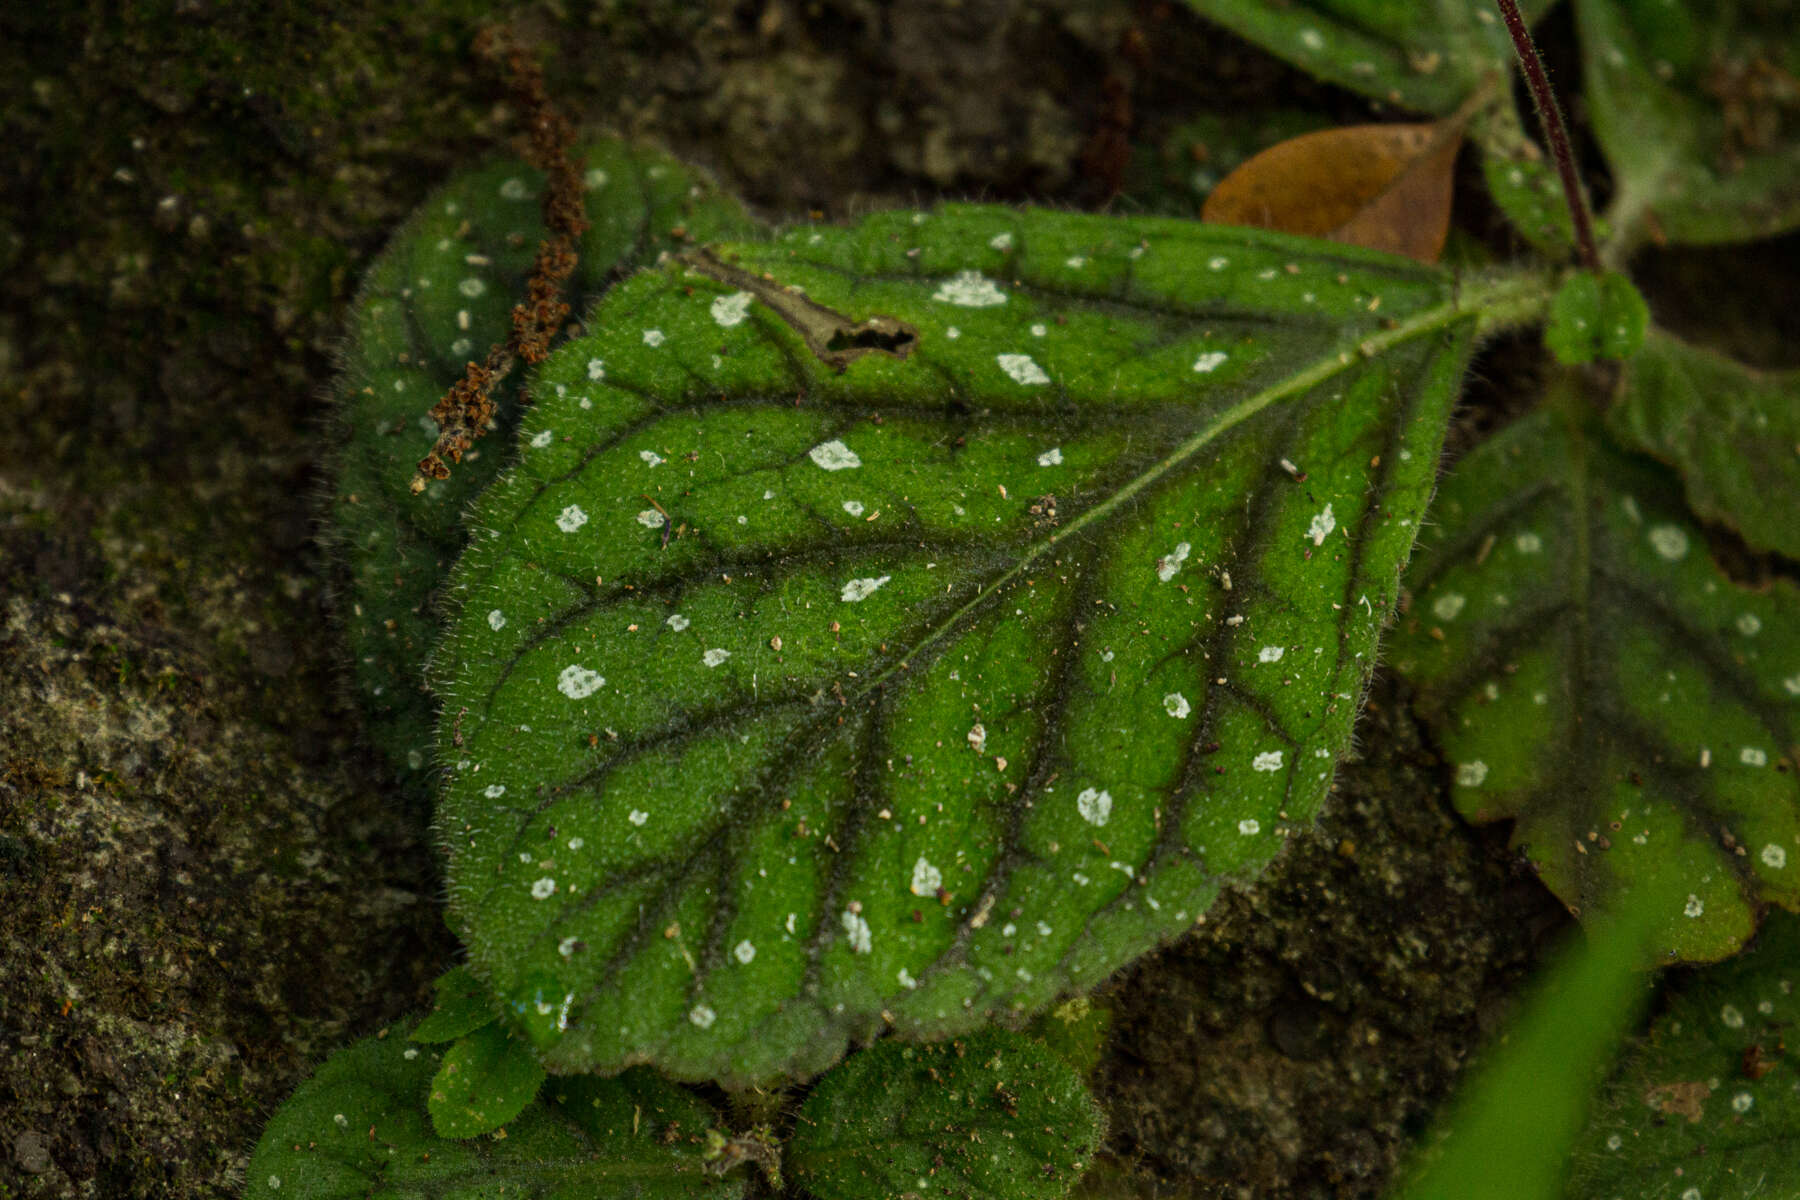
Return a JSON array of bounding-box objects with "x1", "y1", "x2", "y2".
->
[{"x1": 249, "y1": 2, "x2": 1800, "y2": 1196}]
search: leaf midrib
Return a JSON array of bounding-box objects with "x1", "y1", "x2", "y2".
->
[{"x1": 845, "y1": 272, "x2": 1525, "y2": 708}]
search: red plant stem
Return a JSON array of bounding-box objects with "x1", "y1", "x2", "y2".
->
[{"x1": 1494, "y1": 0, "x2": 1602, "y2": 271}]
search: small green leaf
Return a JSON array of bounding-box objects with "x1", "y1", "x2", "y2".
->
[
  {"x1": 409, "y1": 965, "x2": 498, "y2": 1044},
  {"x1": 1391, "y1": 401, "x2": 1800, "y2": 962},
  {"x1": 435, "y1": 204, "x2": 1511, "y2": 1083},
  {"x1": 1473, "y1": 102, "x2": 1580, "y2": 255},
  {"x1": 1567, "y1": 911, "x2": 1800, "y2": 1199},
  {"x1": 1605, "y1": 330, "x2": 1800, "y2": 560},
  {"x1": 789, "y1": 1030, "x2": 1104, "y2": 1200},
  {"x1": 427, "y1": 1020, "x2": 547, "y2": 1139},
  {"x1": 1180, "y1": 0, "x2": 1553, "y2": 117},
  {"x1": 1578, "y1": 0, "x2": 1800, "y2": 246},
  {"x1": 329, "y1": 140, "x2": 756, "y2": 784},
  {"x1": 243, "y1": 1019, "x2": 742, "y2": 1199},
  {"x1": 1544, "y1": 271, "x2": 1649, "y2": 365}
]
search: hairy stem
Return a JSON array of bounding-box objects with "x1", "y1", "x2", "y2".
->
[{"x1": 1494, "y1": 0, "x2": 1602, "y2": 272}]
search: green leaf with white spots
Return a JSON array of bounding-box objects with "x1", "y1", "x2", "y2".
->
[
  {"x1": 1391, "y1": 401, "x2": 1800, "y2": 963},
  {"x1": 433, "y1": 201, "x2": 1515, "y2": 1085},
  {"x1": 409, "y1": 965, "x2": 499, "y2": 1043},
  {"x1": 1473, "y1": 101, "x2": 1583, "y2": 256},
  {"x1": 328, "y1": 140, "x2": 756, "y2": 786},
  {"x1": 1567, "y1": 911, "x2": 1800, "y2": 1200},
  {"x1": 1179, "y1": 0, "x2": 1552, "y2": 116},
  {"x1": 1578, "y1": 0, "x2": 1800, "y2": 247},
  {"x1": 427, "y1": 1019, "x2": 547, "y2": 1139},
  {"x1": 1544, "y1": 271, "x2": 1649, "y2": 365},
  {"x1": 242, "y1": 1018, "x2": 743, "y2": 1199},
  {"x1": 1605, "y1": 330, "x2": 1800, "y2": 561},
  {"x1": 788, "y1": 1029, "x2": 1104, "y2": 1200}
]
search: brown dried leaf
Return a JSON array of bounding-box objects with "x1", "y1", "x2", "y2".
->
[{"x1": 1202, "y1": 111, "x2": 1470, "y2": 263}]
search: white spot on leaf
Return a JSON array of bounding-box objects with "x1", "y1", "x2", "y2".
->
[
  {"x1": 841, "y1": 575, "x2": 891, "y2": 602},
  {"x1": 1456, "y1": 761, "x2": 1488, "y2": 787},
  {"x1": 637, "y1": 509, "x2": 667, "y2": 529},
  {"x1": 703, "y1": 648, "x2": 731, "y2": 668},
  {"x1": 1648, "y1": 525, "x2": 1689, "y2": 560},
  {"x1": 733, "y1": 940, "x2": 756, "y2": 964},
  {"x1": 1431, "y1": 592, "x2": 1466, "y2": 621},
  {"x1": 1037, "y1": 447, "x2": 1063, "y2": 467},
  {"x1": 842, "y1": 909, "x2": 873, "y2": 953},
  {"x1": 1163, "y1": 692, "x2": 1191, "y2": 718},
  {"x1": 639, "y1": 449, "x2": 665, "y2": 467},
  {"x1": 1258, "y1": 645, "x2": 1284, "y2": 663},
  {"x1": 587, "y1": 358, "x2": 605, "y2": 381},
  {"x1": 809, "y1": 440, "x2": 862, "y2": 471},
  {"x1": 1157, "y1": 542, "x2": 1191, "y2": 582},
  {"x1": 1192, "y1": 351, "x2": 1228, "y2": 373},
  {"x1": 997, "y1": 353, "x2": 1050, "y2": 385},
  {"x1": 1741, "y1": 747, "x2": 1768, "y2": 767},
  {"x1": 555, "y1": 505, "x2": 588, "y2": 532},
  {"x1": 1307, "y1": 504, "x2": 1336, "y2": 546},
  {"x1": 531, "y1": 877, "x2": 556, "y2": 899},
  {"x1": 842, "y1": 500, "x2": 865, "y2": 516},
  {"x1": 1077, "y1": 787, "x2": 1112, "y2": 826},
  {"x1": 1238, "y1": 818, "x2": 1261, "y2": 835},
  {"x1": 1684, "y1": 894, "x2": 1705, "y2": 918},
  {"x1": 911, "y1": 856, "x2": 943, "y2": 896},
  {"x1": 487, "y1": 609, "x2": 506, "y2": 631},
  {"x1": 642, "y1": 329, "x2": 665, "y2": 347},
  {"x1": 711, "y1": 291, "x2": 754, "y2": 327},
  {"x1": 1762, "y1": 844, "x2": 1787, "y2": 869},
  {"x1": 689, "y1": 1005, "x2": 716, "y2": 1029},
  {"x1": 667, "y1": 614, "x2": 690, "y2": 632},
  {"x1": 1252, "y1": 750, "x2": 1284, "y2": 772},
  {"x1": 557, "y1": 665, "x2": 605, "y2": 699},
  {"x1": 530, "y1": 429, "x2": 553, "y2": 448},
  {"x1": 932, "y1": 270, "x2": 1007, "y2": 307}
]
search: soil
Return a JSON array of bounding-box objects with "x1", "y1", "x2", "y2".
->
[{"x1": 0, "y1": 3, "x2": 1750, "y2": 1198}]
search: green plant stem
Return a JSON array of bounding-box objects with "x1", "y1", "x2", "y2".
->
[
  {"x1": 1494, "y1": 0, "x2": 1602, "y2": 273},
  {"x1": 1462, "y1": 267, "x2": 1559, "y2": 339}
]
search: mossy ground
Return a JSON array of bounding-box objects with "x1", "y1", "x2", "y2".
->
[{"x1": 0, "y1": 3, "x2": 1782, "y2": 1198}]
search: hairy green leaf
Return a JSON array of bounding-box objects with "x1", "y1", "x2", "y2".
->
[
  {"x1": 1567, "y1": 911, "x2": 1800, "y2": 1199},
  {"x1": 329, "y1": 140, "x2": 756, "y2": 785},
  {"x1": 1578, "y1": 0, "x2": 1800, "y2": 246},
  {"x1": 242, "y1": 1020, "x2": 742, "y2": 1199},
  {"x1": 410, "y1": 965, "x2": 499, "y2": 1044},
  {"x1": 427, "y1": 1020, "x2": 547, "y2": 1139},
  {"x1": 1391, "y1": 400, "x2": 1800, "y2": 962},
  {"x1": 1180, "y1": 0, "x2": 1550, "y2": 117},
  {"x1": 1472, "y1": 102, "x2": 1581, "y2": 255},
  {"x1": 432, "y1": 203, "x2": 1513, "y2": 1083},
  {"x1": 788, "y1": 1030, "x2": 1103, "y2": 1200},
  {"x1": 1605, "y1": 330, "x2": 1800, "y2": 560},
  {"x1": 1544, "y1": 271, "x2": 1649, "y2": 365}
]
